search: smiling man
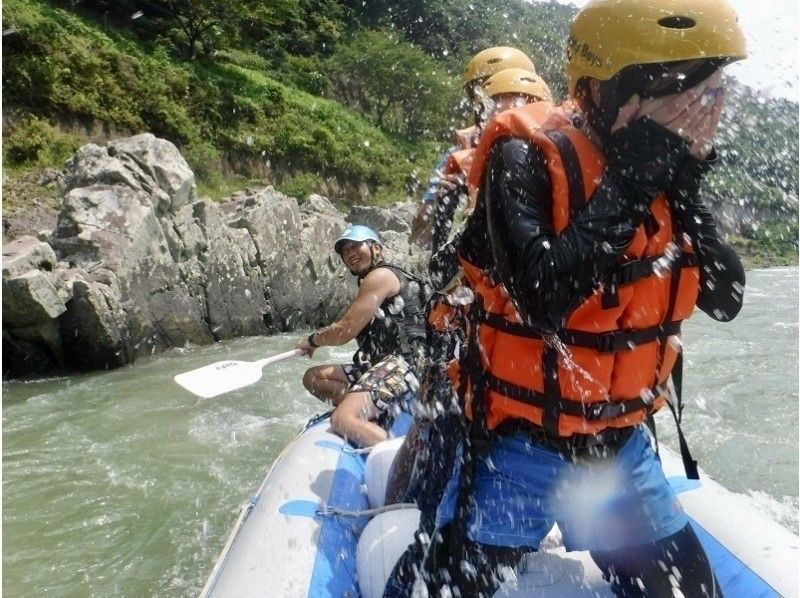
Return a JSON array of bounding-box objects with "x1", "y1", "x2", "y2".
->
[{"x1": 295, "y1": 225, "x2": 427, "y2": 447}]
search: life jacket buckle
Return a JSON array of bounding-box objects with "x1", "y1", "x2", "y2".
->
[
  {"x1": 597, "y1": 332, "x2": 622, "y2": 353},
  {"x1": 584, "y1": 401, "x2": 625, "y2": 421}
]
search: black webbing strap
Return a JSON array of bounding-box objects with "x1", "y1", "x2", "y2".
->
[
  {"x1": 559, "y1": 320, "x2": 682, "y2": 353},
  {"x1": 546, "y1": 130, "x2": 585, "y2": 219},
  {"x1": 618, "y1": 252, "x2": 699, "y2": 285},
  {"x1": 664, "y1": 388, "x2": 699, "y2": 479},
  {"x1": 483, "y1": 312, "x2": 683, "y2": 354},
  {"x1": 672, "y1": 350, "x2": 684, "y2": 422},
  {"x1": 645, "y1": 412, "x2": 659, "y2": 456},
  {"x1": 541, "y1": 346, "x2": 561, "y2": 434},
  {"x1": 644, "y1": 213, "x2": 661, "y2": 236},
  {"x1": 602, "y1": 252, "x2": 700, "y2": 309},
  {"x1": 651, "y1": 203, "x2": 698, "y2": 480},
  {"x1": 602, "y1": 280, "x2": 621, "y2": 309},
  {"x1": 484, "y1": 370, "x2": 663, "y2": 422},
  {"x1": 482, "y1": 313, "x2": 545, "y2": 338},
  {"x1": 668, "y1": 351, "x2": 698, "y2": 478},
  {"x1": 447, "y1": 295, "x2": 490, "y2": 560}
]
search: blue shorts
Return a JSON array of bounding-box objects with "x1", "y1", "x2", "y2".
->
[{"x1": 435, "y1": 426, "x2": 687, "y2": 552}]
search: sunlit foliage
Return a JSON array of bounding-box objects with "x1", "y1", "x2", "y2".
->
[{"x1": 2, "y1": 0, "x2": 797, "y2": 261}]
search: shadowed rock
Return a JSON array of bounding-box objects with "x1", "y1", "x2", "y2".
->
[{"x1": 2, "y1": 135, "x2": 424, "y2": 378}]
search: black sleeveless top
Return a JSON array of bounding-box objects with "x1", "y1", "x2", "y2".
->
[{"x1": 353, "y1": 264, "x2": 427, "y2": 372}]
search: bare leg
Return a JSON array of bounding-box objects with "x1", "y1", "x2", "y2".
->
[
  {"x1": 331, "y1": 391, "x2": 388, "y2": 448},
  {"x1": 302, "y1": 364, "x2": 350, "y2": 406}
]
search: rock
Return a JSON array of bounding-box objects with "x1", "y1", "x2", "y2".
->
[
  {"x1": 36, "y1": 168, "x2": 61, "y2": 187},
  {"x1": 59, "y1": 133, "x2": 195, "y2": 215},
  {"x1": 2, "y1": 236, "x2": 66, "y2": 331},
  {"x1": 59, "y1": 279, "x2": 131, "y2": 370},
  {"x1": 2, "y1": 270, "x2": 67, "y2": 326},
  {"x1": 378, "y1": 230, "x2": 412, "y2": 271},
  {"x1": 302, "y1": 194, "x2": 340, "y2": 215},
  {"x1": 1, "y1": 134, "x2": 426, "y2": 378},
  {"x1": 2, "y1": 235, "x2": 57, "y2": 278},
  {"x1": 111, "y1": 134, "x2": 195, "y2": 213},
  {"x1": 347, "y1": 202, "x2": 414, "y2": 234},
  {"x1": 7, "y1": 320, "x2": 65, "y2": 366},
  {"x1": 3, "y1": 329, "x2": 62, "y2": 377},
  {"x1": 191, "y1": 199, "x2": 269, "y2": 339}
]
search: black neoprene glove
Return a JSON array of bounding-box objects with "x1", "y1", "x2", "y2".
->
[
  {"x1": 606, "y1": 117, "x2": 690, "y2": 186},
  {"x1": 569, "y1": 117, "x2": 691, "y2": 246},
  {"x1": 593, "y1": 117, "x2": 692, "y2": 230}
]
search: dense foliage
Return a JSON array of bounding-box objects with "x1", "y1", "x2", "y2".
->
[{"x1": 2, "y1": 0, "x2": 797, "y2": 261}]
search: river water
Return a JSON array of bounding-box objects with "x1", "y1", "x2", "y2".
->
[{"x1": 2, "y1": 268, "x2": 798, "y2": 597}]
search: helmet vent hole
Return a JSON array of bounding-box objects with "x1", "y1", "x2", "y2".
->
[
  {"x1": 658, "y1": 16, "x2": 696, "y2": 29},
  {"x1": 487, "y1": 58, "x2": 503, "y2": 64}
]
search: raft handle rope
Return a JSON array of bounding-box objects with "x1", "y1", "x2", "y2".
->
[
  {"x1": 317, "y1": 502, "x2": 418, "y2": 518},
  {"x1": 341, "y1": 445, "x2": 372, "y2": 455}
]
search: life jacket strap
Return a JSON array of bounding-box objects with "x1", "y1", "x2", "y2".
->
[
  {"x1": 484, "y1": 370, "x2": 665, "y2": 423},
  {"x1": 617, "y1": 252, "x2": 699, "y2": 285},
  {"x1": 560, "y1": 320, "x2": 682, "y2": 353},
  {"x1": 602, "y1": 252, "x2": 699, "y2": 308},
  {"x1": 447, "y1": 293, "x2": 490, "y2": 561},
  {"x1": 482, "y1": 313, "x2": 683, "y2": 354},
  {"x1": 664, "y1": 403, "x2": 699, "y2": 479},
  {"x1": 545, "y1": 130, "x2": 584, "y2": 220},
  {"x1": 493, "y1": 419, "x2": 635, "y2": 453}
]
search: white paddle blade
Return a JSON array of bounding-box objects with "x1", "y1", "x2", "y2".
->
[
  {"x1": 174, "y1": 360, "x2": 266, "y2": 398},
  {"x1": 174, "y1": 349, "x2": 304, "y2": 398}
]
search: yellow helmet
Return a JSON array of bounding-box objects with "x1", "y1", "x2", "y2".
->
[
  {"x1": 565, "y1": 0, "x2": 747, "y2": 96},
  {"x1": 462, "y1": 47, "x2": 536, "y2": 89},
  {"x1": 482, "y1": 68, "x2": 553, "y2": 103}
]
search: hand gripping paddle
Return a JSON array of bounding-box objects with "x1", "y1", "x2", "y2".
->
[{"x1": 174, "y1": 348, "x2": 304, "y2": 398}]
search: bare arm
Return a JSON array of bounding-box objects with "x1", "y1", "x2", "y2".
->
[{"x1": 298, "y1": 268, "x2": 401, "y2": 353}]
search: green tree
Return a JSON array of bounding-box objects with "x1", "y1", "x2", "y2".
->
[{"x1": 327, "y1": 30, "x2": 458, "y2": 138}]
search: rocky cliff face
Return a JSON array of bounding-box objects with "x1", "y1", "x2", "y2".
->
[{"x1": 2, "y1": 134, "x2": 425, "y2": 378}]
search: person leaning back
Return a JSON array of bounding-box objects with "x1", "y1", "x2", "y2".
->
[
  {"x1": 409, "y1": 47, "x2": 538, "y2": 248},
  {"x1": 403, "y1": 0, "x2": 748, "y2": 596},
  {"x1": 296, "y1": 225, "x2": 427, "y2": 448}
]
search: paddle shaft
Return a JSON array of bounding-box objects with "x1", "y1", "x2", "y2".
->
[{"x1": 253, "y1": 348, "x2": 305, "y2": 369}]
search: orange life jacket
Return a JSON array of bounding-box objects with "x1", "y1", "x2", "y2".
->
[
  {"x1": 444, "y1": 148, "x2": 474, "y2": 180},
  {"x1": 443, "y1": 148, "x2": 478, "y2": 210},
  {"x1": 459, "y1": 101, "x2": 701, "y2": 438},
  {"x1": 454, "y1": 126, "x2": 479, "y2": 150}
]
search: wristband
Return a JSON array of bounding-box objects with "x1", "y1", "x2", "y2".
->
[{"x1": 307, "y1": 333, "x2": 320, "y2": 348}]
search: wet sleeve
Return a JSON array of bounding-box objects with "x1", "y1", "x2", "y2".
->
[
  {"x1": 668, "y1": 153, "x2": 745, "y2": 322},
  {"x1": 494, "y1": 117, "x2": 690, "y2": 331}
]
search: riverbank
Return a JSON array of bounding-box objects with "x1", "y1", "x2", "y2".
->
[
  {"x1": 2, "y1": 135, "x2": 423, "y2": 379},
  {"x1": 5, "y1": 162, "x2": 797, "y2": 268},
  {"x1": 2, "y1": 136, "x2": 796, "y2": 380}
]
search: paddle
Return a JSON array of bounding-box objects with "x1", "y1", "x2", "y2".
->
[{"x1": 174, "y1": 348, "x2": 304, "y2": 398}]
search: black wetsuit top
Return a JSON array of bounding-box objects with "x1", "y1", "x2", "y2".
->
[
  {"x1": 458, "y1": 117, "x2": 745, "y2": 331},
  {"x1": 354, "y1": 264, "x2": 427, "y2": 370}
]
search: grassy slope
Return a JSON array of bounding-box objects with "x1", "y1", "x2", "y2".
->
[
  {"x1": 2, "y1": 0, "x2": 797, "y2": 265},
  {"x1": 2, "y1": 0, "x2": 439, "y2": 208}
]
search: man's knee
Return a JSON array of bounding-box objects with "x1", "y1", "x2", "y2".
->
[{"x1": 302, "y1": 367, "x2": 317, "y2": 393}]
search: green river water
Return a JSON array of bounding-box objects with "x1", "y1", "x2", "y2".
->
[{"x1": 2, "y1": 268, "x2": 798, "y2": 597}]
